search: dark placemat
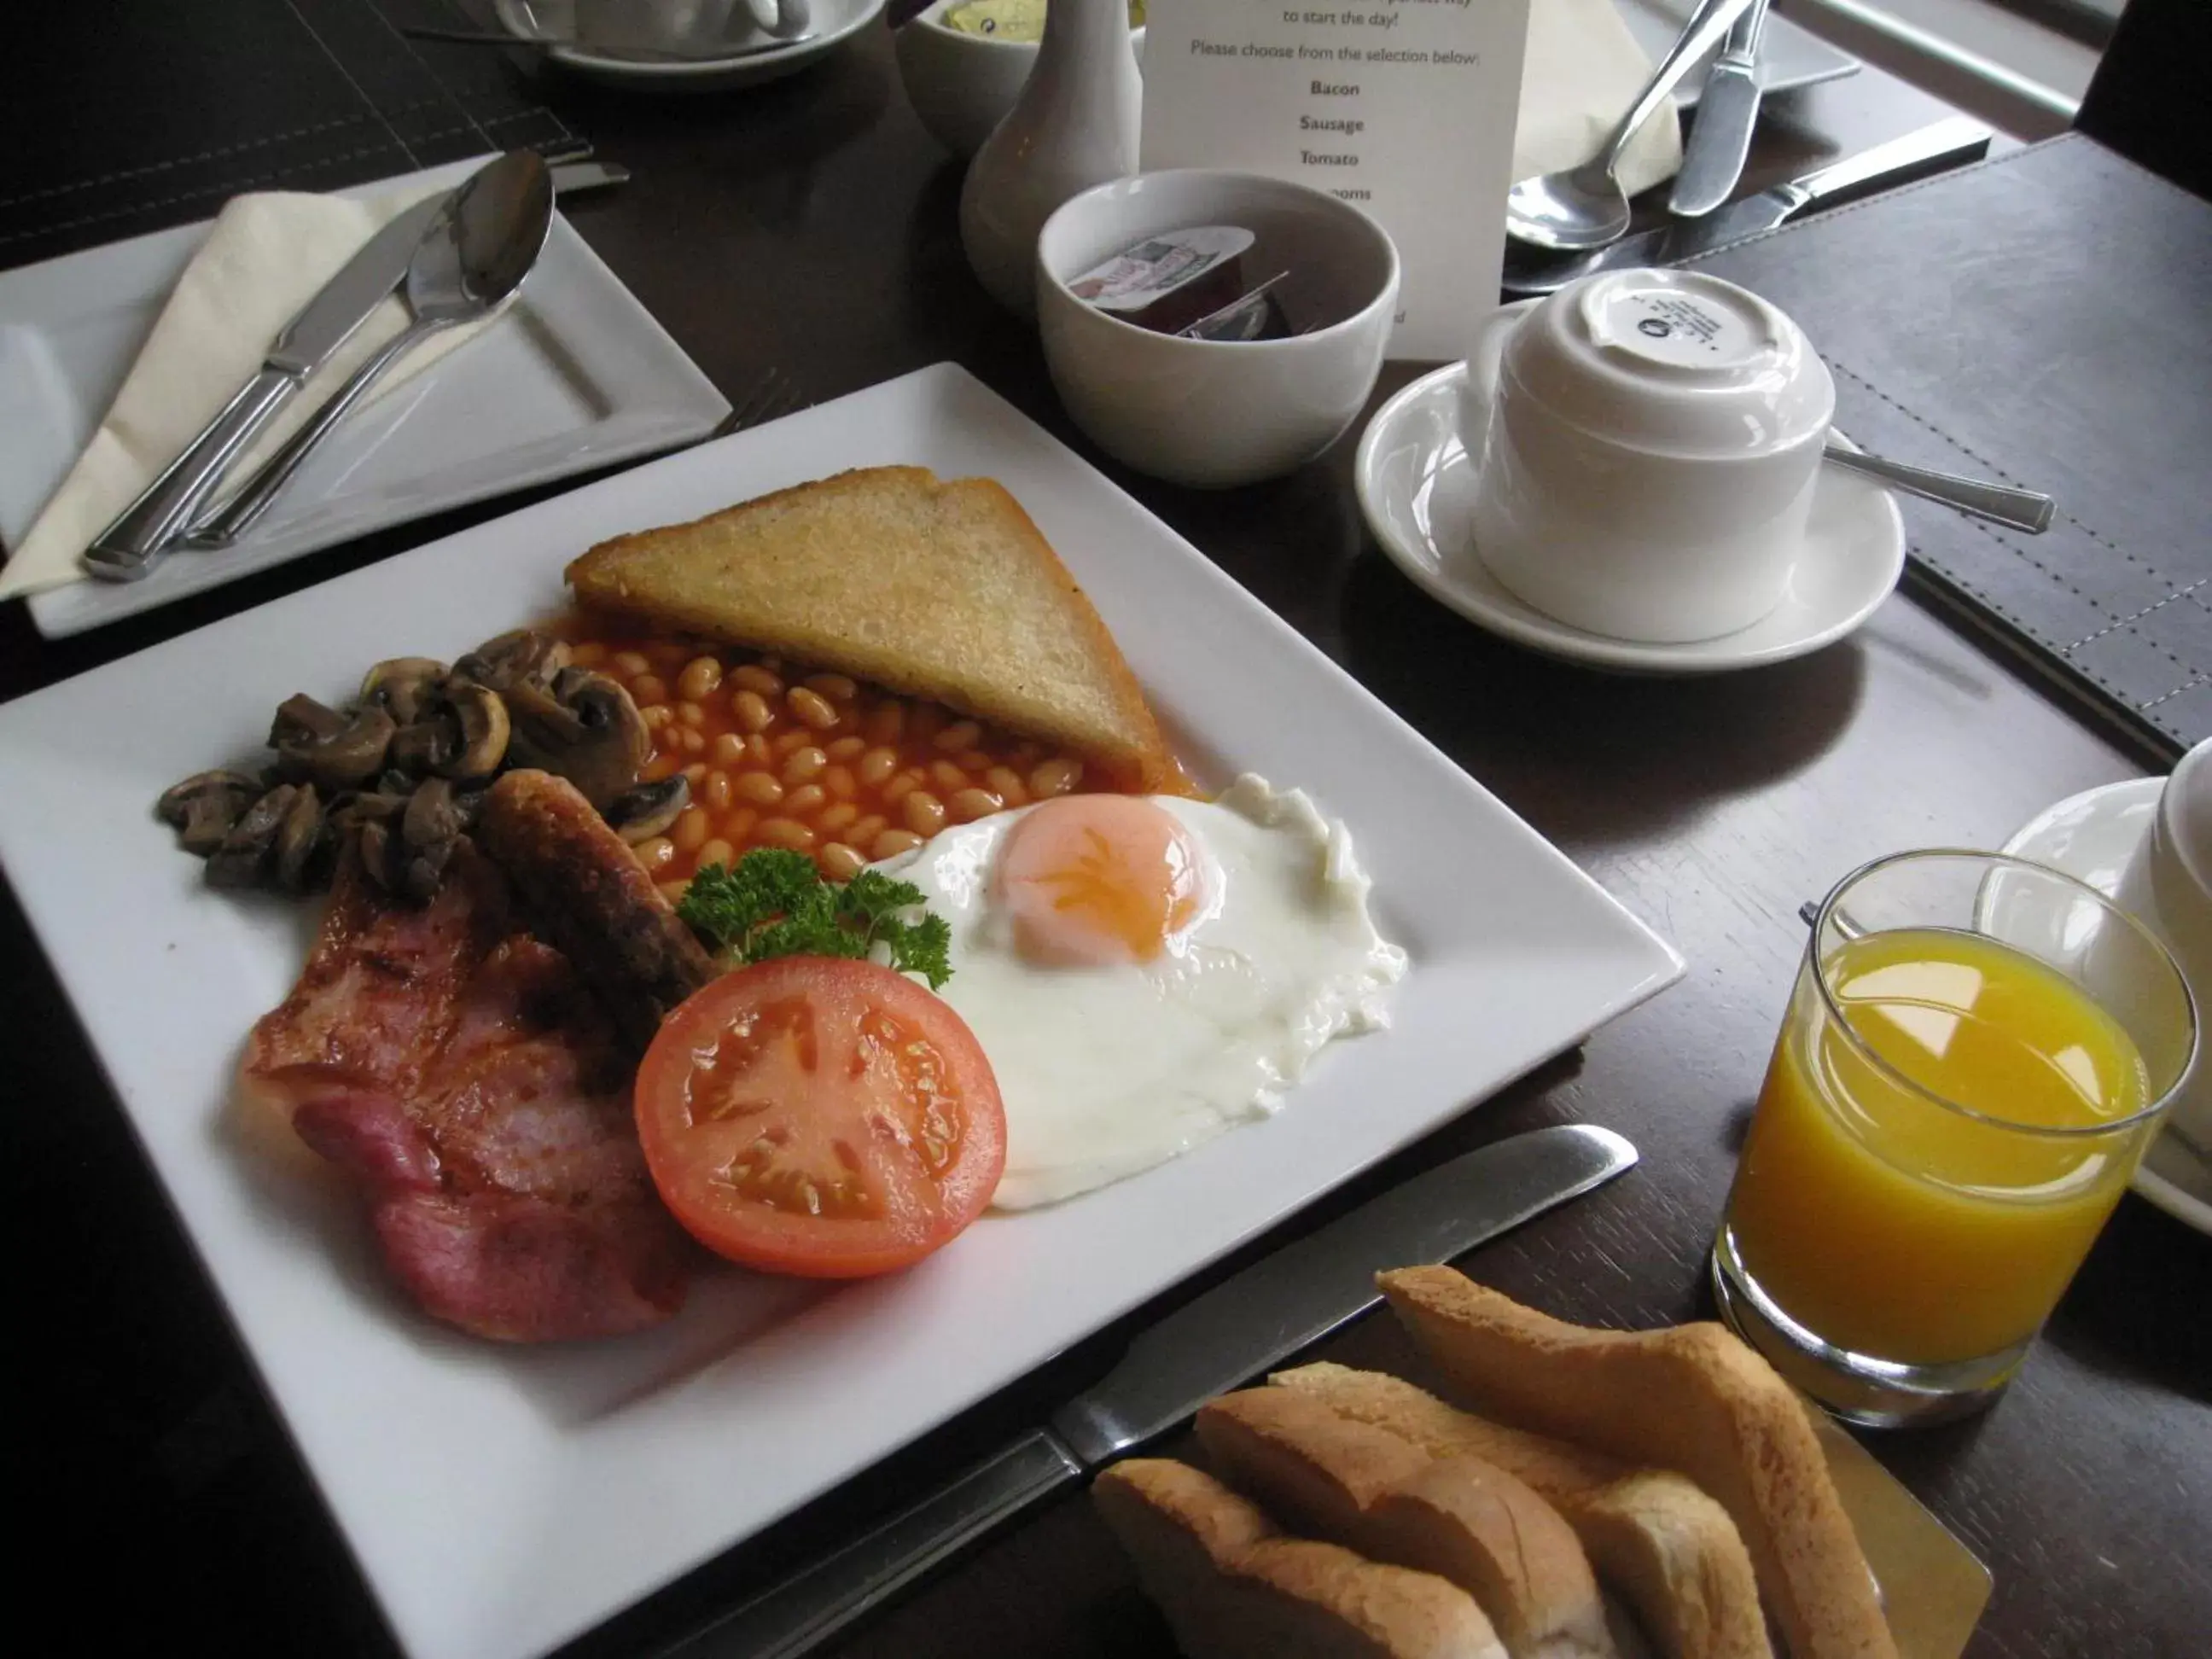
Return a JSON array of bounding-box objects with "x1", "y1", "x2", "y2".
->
[
  {"x1": 1683, "y1": 134, "x2": 2212, "y2": 761},
  {"x1": 1, "y1": 0, "x2": 580, "y2": 269}
]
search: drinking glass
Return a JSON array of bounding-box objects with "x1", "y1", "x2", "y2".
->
[{"x1": 1712, "y1": 850, "x2": 2195, "y2": 1426}]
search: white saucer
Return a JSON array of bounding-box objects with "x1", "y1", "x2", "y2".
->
[
  {"x1": 1353, "y1": 306, "x2": 1906, "y2": 676},
  {"x1": 494, "y1": 0, "x2": 882, "y2": 90},
  {"x1": 2000, "y1": 777, "x2": 2212, "y2": 1237}
]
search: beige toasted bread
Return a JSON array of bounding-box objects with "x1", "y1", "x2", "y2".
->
[
  {"x1": 1272, "y1": 1364, "x2": 1770, "y2": 1659},
  {"x1": 1093, "y1": 1458, "x2": 1507, "y2": 1659},
  {"x1": 1197, "y1": 1388, "x2": 1616, "y2": 1659},
  {"x1": 1380, "y1": 1270, "x2": 1892, "y2": 1659},
  {"x1": 565, "y1": 466, "x2": 1178, "y2": 791}
]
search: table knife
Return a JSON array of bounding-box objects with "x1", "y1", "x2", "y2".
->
[
  {"x1": 667, "y1": 1122, "x2": 1638, "y2": 1659},
  {"x1": 1505, "y1": 114, "x2": 1992, "y2": 297},
  {"x1": 1669, "y1": 0, "x2": 1773, "y2": 217},
  {"x1": 81, "y1": 191, "x2": 448, "y2": 582}
]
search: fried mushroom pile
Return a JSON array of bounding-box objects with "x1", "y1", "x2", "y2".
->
[{"x1": 156, "y1": 629, "x2": 692, "y2": 899}]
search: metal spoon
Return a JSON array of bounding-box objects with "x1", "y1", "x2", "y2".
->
[
  {"x1": 1824, "y1": 443, "x2": 2054, "y2": 534},
  {"x1": 185, "y1": 151, "x2": 554, "y2": 550},
  {"x1": 1505, "y1": 0, "x2": 1757, "y2": 253}
]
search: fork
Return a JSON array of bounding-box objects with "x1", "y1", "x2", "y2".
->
[{"x1": 712, "y1": 368, "x2": 806, "y2": 439}]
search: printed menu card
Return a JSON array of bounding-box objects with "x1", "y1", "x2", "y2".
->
[{"x1": 1140, "y1": 0, "x2": 1533, "y2": 361}]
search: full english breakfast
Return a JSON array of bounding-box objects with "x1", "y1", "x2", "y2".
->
[{"x1": 158, "y1": 466, "x2": 1406, "y2": 1337}]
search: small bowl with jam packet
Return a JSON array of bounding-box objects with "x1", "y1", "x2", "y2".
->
[
  {"x1": 895, "y1": 0, "x2": 1146, "y2": 159},
  {"x1": 1037, "y1": 169, "x2": 1400, "y2": 488}
]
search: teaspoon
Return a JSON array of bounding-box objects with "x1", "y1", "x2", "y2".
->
[
  {"x1": 1505, "y1": 0, "x2": 1757, "y2": 253},
  {"x1": 1824, "y1": 444, "x2": 2054, "y2": 534}
]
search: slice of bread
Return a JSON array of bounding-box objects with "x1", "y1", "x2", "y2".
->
[
  {"x1": 1197, "y1": 1388, "x2": 1617, "y2": 1659},
  {"x1": 1379, "y1": 1270, "x2": 1893, "y2": 1659},
  {"x1": 1093, "y1": 1458, "x2": 1507, "y2": 1659},
  {"x1": 565, "y1": 466, "x2": 1178, "y2": 791},
  {"x1": 1272, "y1": 1365, "x2": 1770, "y2": 1659}
]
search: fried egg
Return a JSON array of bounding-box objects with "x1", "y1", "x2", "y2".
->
[{"x1": 874, "y1": 774, "x2": 1407, "y2": 1208}]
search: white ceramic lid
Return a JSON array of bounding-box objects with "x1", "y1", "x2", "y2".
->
[{"x1": 1499, "y1": 269, "x2": 1835, "y2": 457}]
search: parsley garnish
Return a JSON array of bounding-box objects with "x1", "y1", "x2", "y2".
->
[{"x1": 678, "y1": 850, "x2": 954, "y2": 990}]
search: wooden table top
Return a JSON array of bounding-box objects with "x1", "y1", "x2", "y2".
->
[{"x1": 5, "y1": 23, "x2": 2204, "y2": 1659}]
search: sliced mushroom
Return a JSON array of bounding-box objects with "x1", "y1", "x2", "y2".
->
[
  {"x1": 331, "y1": 792, "x2": 409, "y2": 839},
  {"x1": 357, "y1": 819, "x2": 397, "y2": 893},
  {"x1": 156, "y1": 770, "x2": 264, "y2": 855},
  {"x1": 402, "y1": 777, "x2": 467, "y2": 852},
  {"x1": 453, "y1": 629, "x2": 570, "y2": 694},
  {"x1": 605, "y1": 776, "x2": 690, "y2": 844},
  {"x1": 273, "y1": 784, "x2": 326, "y2": 892},
  {"x1": 206, "y1": 786, "x2": 297, "y2": 888},
  {"x1": 388, "y1": 717, "x2": 457, "y2": 776},
  {"x1": 436, "y1": 682, "x2": 510, "y2": 781},
  {"x1": 268, "y1": 694, "x2": 348, "y2": 750},
  {"x1": 276, "y1": 703, "x2": 396, "y2": 791},
  {"x1": 396, "y1": 836, "x2": 457, "y2": 903},
  {"x1": 359, "y1": 658, "x2": 450, "y2": 726},
  {"x1": 451, "y1": 785, "x2": 488, "y2": 834},
  {"x1": 504, "y1": 672, "x2": 651, "y2": 810}
]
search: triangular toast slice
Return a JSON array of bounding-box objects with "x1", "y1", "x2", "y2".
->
[{"x1": 566, "y1": 467, "x2": 1177, "y2": 791}]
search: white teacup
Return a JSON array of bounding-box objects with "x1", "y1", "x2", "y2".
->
[
  {"x1": 2117, "y1": 738, "x2": 2212, "y2": 1154},
  {"x1": 1464, "y1": 270, "x2": 1835, "y2": 644}
]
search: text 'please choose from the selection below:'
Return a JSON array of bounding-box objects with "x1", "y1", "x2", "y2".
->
[
  {"x1": 1141, "y1": 0, "x2": 1531, "y2": 359},
  {"x1": 1192, "y1": 0, "x2": 1491, "y2": 196}
]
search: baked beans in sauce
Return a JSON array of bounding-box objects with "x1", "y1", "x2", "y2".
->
[{"x1": 559, "y1": 625, "x2": 1106, "y2": 900}]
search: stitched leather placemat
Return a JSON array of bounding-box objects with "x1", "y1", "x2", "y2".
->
[
  {"x1": 1, "y1": 0, "x2": 579, "y2": 270},
  {"x1": 1684, "y1": 134, "x2": 2212, "y2": 761}
]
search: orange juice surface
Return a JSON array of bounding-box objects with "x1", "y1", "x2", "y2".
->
[{"x1": 1726, "y1": 927, "x2": 2151, "y2": 1365}]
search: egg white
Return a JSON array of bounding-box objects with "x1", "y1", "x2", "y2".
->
[{"x1": 874, "y1": 774, "x2": 1407, "y2": 1208}]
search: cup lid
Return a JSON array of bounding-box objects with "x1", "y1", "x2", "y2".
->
[{"x1": 1499, "y1": 269, "x2": 1834, "y2": 455}]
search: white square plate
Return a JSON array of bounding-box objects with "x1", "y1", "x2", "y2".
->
[
  {"x1": 0, "y1": 364, "x2": 1680, "y2": 1659},
  {"x1": 0, "y1": 156, "x2": 731, "y2": 640}
]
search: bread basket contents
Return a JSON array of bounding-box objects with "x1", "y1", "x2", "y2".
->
[
  {"x1": 1096, "y1": 1458, "x2": 1512, "y2": 1659},
  {"x1": 157, "y1": 466, "x2": 1406, "y2": 1335},
  {"x1": 1098, "y1": 1273, "x2": 1901, "y2": 1659}
]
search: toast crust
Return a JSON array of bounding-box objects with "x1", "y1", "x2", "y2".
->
[
  {"x1": 1272, "y1": 1363, "x2": 1771, "y2": 1659},
  {"x1": 1198, "y1": 1388, "x2": 1617, "y2": 1659},
  {"x1": 566, "y1": 467, "x2": 1177, "y2": 792},
  {"x1": 1094, "y1": 1458, "x2": 1507, "y2": 1659},
  {"x1": 1380, "y1": 1269, "x2": 1893, "y2": 1659}
]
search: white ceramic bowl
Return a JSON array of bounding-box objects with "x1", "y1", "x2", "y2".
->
[
  {"x1": 895, "y1": 0, "x2": 1145, "y2": 158},
  {"x1": 1467, "y1": 269, "x2": 1835, "y2": 643},
  {"x1": 1036, "y1": 170, "x2": 1399, "y2": 490}
]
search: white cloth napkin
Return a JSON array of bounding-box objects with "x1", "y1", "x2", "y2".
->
[
  {"x1": 1517, "y1": 0, "x2": 1685, "y2": 200},
  {"x1": 0, "y1": 182, "x2": 503, "y2": 600}
]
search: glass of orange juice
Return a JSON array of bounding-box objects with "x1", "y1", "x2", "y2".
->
[{"x1": 1713, "y1": 849, "x2": 2196, "y2": 1426}]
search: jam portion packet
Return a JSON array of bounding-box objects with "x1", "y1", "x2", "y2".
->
[{"x1": 1066, "y1": 227, "x2": 1295, "y2": 341}]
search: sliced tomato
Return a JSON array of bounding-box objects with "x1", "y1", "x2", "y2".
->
[{"x1": 636, "y1": 957, "x2": 1005, "y2": 1278}]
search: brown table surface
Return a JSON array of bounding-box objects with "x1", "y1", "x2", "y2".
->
[{"x1": 6, "y1": 24, "x2": 2205, "y2": 1659}]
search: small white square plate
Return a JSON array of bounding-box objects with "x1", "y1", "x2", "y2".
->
[
  {"x1": 1620, "y1": 0, "x2": 1858, "y2": 104},
  {"x1": 0, "y1": 364, "x2": 1680, "y2": 1659},
  {"x1": 0, "y1": 156, "x2": 730, "y2": 640}
]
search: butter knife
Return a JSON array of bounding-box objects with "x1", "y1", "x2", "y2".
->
[
  {"x1": 1505, "y1": 114, "x2": 1992, "y2": 297},
  {"x1": 83, "y1": 192, "x2": 448, "y2": 582},
  {"x1": 665, "y1": 1123, "x2": 1639, "y2": 1659},
  {"x1": 1670, "y1": 0, "x2": 1773, "y2": 217}
]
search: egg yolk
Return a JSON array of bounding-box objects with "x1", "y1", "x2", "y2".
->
[{"x1": 995, "y1": 796, "x2": 1206, "y2": 966}]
